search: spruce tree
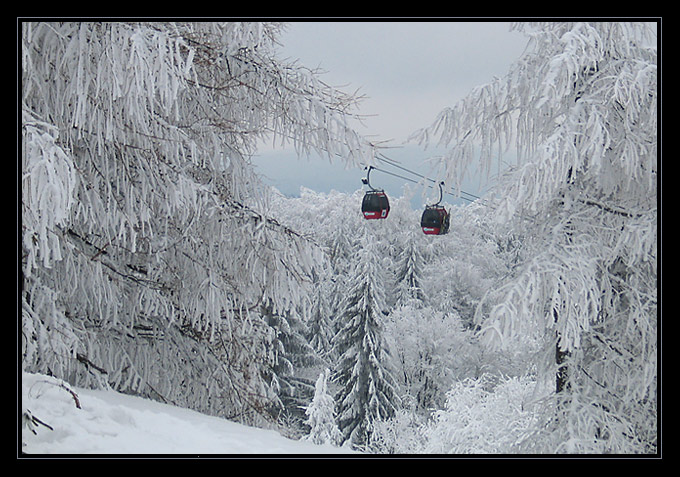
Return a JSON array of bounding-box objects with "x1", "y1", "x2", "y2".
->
[
  {"x1": 393, "y1": 239, "x2": 426, "y2": 307},
  {"x1": 307, "y1": 284, "x2": 334, "y2": 358},
  {"x1": 302, "y1": 368, "x2": 342, "y2": 446},
  {"x1": 261, "y1": 304, "x2": 317, "y2": 424},
  {"x1": 332, "y1": 230, "x2": 399, "y2": 448}
]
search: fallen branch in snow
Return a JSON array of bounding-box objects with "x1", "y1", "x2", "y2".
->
[
  {"x1": 58, "y1": 381, "x2": 82, "y2": 410},
  {"x1": 23, "y1": 409, "x2": 54, "y2": 434},
  {"x1": 32, "y1": 378, "x2": 83, "y2": 410}
]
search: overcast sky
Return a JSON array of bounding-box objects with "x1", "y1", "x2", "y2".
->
[{"x1": 253, "y1": 21, "x2": 529, "y2": 206}]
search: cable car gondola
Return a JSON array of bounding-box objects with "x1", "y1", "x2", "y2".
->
[
  {"x1": 361, "y1": 166, "x2": 390, "y2": 220},
  {"x1": 421, "y1": 182, "x2": 450, "y2": 235}
]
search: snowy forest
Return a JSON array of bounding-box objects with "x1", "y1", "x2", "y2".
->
[{"x1": 20, "y1": 21, "x2": 658, "y2": 454}]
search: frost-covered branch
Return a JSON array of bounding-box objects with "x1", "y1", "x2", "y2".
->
[
  {"x1": 21, "y1": 21, "x2": 374, "y2": 424},
  {"x1": 412, "y1": 21, "x2": 657, "y2": 453}
]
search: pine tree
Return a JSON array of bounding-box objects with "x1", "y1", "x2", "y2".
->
[
  {"x1": 332, "y1": 230, "x2": 399, "y2": 448},
  {"x1": 413, "y1": 21, "x2": 657, "y2": 453},
  {"x1": 302, "y1": 368, "x2": 342, "y2": 446}
]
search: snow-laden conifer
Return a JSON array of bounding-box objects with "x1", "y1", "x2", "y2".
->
[
  {"x1": 307, "y1": 284, "x2": 334, "y2": 358},
  {"x1": 393, "y1": 239, "x2": 426, "y2": 306},
  {"x1": 332, "y1": 228, "x2": 399, "y2": 448},
  {"x1": 302, "y1": 368, "x2": 342, "y2": 446}
]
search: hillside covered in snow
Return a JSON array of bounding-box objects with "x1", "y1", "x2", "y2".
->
[{"x1": 21, "y1": 372, "x2": 357, "y2": 455}]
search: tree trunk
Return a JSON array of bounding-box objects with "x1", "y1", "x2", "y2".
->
[{"x1": 555, "y1": 340, "x2": 570, "y2": 394}]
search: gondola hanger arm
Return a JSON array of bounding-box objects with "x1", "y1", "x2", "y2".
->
[
  {"x1": 430, "y1": 181, "x2": 444, "y2": 206},
  {"x1": 362, "y1": 166, "x2": 377, "y2": 191}
]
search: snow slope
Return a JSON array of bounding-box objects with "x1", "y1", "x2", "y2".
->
[{"x1": 20, "y1": 372, "x2": 358, "y2": 456}]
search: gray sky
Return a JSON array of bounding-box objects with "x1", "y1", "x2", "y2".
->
[{"x1": 253, "y1": 21, "x2": 528, "y2": 207}]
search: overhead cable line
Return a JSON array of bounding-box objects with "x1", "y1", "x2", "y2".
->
[
  {"x1": 374, "y1": 152, "x2": 482, "y2": 200},
  {"x1": 257, "y1": 124, "x2": 488, "y2": 205},
  {"x1": 372, "y1": 152, "x2": 485, "y2": 204},
  {"x1": 369, "y1": 165, "x2": 480, "y2": 204}
]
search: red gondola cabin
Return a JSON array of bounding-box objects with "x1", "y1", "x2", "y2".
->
[
  {"x1": 362, "y1": 190, "x2": 390, "y2": 220},
  {"x1": 421, "y1": 205, "x2": 450, "y2": 235}
]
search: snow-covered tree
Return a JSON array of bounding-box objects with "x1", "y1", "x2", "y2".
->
[
  {"x1": 261, "y1": 303, "x2": 318, "y2": 425},
  {"x1": 332, "y1": 228, "x2": 400, "y2": 448},
  {"x1": 424, "y1": 374, "x2": 539, "y2": 454},
  {"x1": 393, "y1": 238, "x2": 426, "y2": 306},
  {"x1": 418, "y1": 204, "x2": 510, "y2": 327},
  {"x1": 21, "y1": 21, "x2": 374, "y2": 424},
  {"x1": 302, "y1": 368, "x2": 342, "y2": 446},
  {"x1": 307, "y1": 283, "x2": 335, "y2": 358},
  {"x1": 412, "y1": 21, "x2": 657, "y2": 453},
  {"x1": 385, "y1": 305, "x2": 474, "y2": 414}
]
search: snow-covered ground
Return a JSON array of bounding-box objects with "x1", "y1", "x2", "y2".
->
[{"x1": 20, "y1": 372, "x2": 358, "y2": 456}]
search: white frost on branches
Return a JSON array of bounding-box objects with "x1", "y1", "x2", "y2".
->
[
  {"x1": 21, "y1": 21, "x2": 375, "y2": 423},
  {"x1": 412, "y1": 21, "x2": 657, "y2": 453},
  {"x1": 22, "y1": 110, "x2": 78, "y2": 274}
]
